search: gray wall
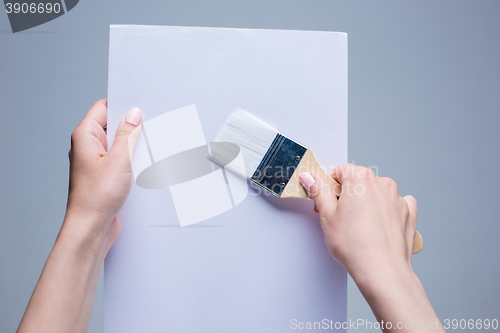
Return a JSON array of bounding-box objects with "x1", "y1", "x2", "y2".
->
[{"x1": 1, "y1": 1, "x2": 499, "y2": 332}]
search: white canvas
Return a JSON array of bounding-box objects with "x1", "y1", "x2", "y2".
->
[
  {"x1": 170, "y1": 169, "x2": 233, "y2": 226},
  {"x1": 144, "y1": 104, "x2": 207, "y2": 162},
  {"x1": 106, "y1": 25, "x2": 348, "y2": 333},
  {"x1": 131, "y1": 131, "x2": 151, "y2": 180},
  {"x1": 224, "y1": 149, "x2": 248, "y2": 206}
]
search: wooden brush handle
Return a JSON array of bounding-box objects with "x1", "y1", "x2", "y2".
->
[
  {"x1": 281, "y1": 149, "x2": 341, "y2": 199},
  {"x1": 281, "y1": 149, "x2": 423, "y2": 254}
]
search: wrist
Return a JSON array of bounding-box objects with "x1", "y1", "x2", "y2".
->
[
  {"x1": 60, "y1": 206, "x2": 116, "y2": 260},
  {"x1": 353, "y1": 264, "x2": 422, "y2": 300},
  {"x1": 352, "y1": 263, "x2": 434, "y2": 324}
]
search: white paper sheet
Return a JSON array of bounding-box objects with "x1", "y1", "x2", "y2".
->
[
  {"x1": 106, "y1": 25, "x2": 348, "y2": 333},
  {"x1": 144, "y1": 104, "x2": 207, "y2": 162},
  {"x1": 172, "y1": 169, "x2": 232, "y2": 226}
]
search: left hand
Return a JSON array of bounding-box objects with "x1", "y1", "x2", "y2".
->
[
  {"x1": 65, "y1": 99, "x2": 142, "y2": 250},
  {"x1": 17, "y1": 99, "x2": 143, "y2": 333}
]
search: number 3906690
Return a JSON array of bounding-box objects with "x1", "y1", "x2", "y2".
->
[
  {"x1": 5, "y1": 2, "x2": 61, "y2": 14},
  {"x1": 443, "y1": 319, "x2": 498, "y2": 330}
]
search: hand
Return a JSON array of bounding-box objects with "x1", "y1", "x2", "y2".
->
[
  {"x1": 299, "y1": 164, "x2": 445, "y2": 333},
  {"x1": 18, "y1": 100, "x2": 143, "y2": 333},
  {"x1": 299, "y1": 163, "x2": 417, "y2": 282},
  {"x1": 65, "y1": 99, "x2": 142, "y2": 251}
]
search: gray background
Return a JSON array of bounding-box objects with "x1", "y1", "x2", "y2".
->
[{"x1": 0, "y1": 0, "x2": 498, "y2": 332}]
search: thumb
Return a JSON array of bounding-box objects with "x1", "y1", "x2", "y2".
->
[
  {"x1": 299, "y1": 172, "x2": 337, "y2": 217},
  {"x1": 108, "y1": 107, "x2": 143, "y2": 167}
]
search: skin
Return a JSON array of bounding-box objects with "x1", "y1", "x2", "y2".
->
[
  {"x1": 300, "y1": 167, "x2": 446, "y2": 333},
  {"x1": 18, "y1": 100, "x2": 445, "y2": 332},
  {"x1": 17, "y1": 99, "x2": 142, "y2": 333}
]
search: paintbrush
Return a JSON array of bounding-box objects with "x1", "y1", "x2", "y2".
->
[
  {"x1": 214, "y1": 108, "x2": 340, "y2": 199},
  {"x1": 214, "y1": 108, "x2": 423, "y2": 254}
]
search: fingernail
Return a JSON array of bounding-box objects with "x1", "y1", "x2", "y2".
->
[
  {"x1": 299, "y1": 172, "x2": 315, "y2": 191},
  {"x1": 126, "y1": 107, "x2": 142, "y2": 126}
]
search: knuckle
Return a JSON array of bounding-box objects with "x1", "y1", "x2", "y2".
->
[
  {"x1": 363, "y1": 167, "x2": 375, "y2": 179},
  {"x1": 308, "y1": 183, "x2": 320, "y2": 198},
  {"x1": 381, "y1": 177, "x2": 398, "y2": 191},
  {"x1": 71, "y1": 126, "x2": 84, "y2": 142},
  {"x1": 310, "y1": 183, "x2": 331, "y2": 203},
  {"x1": 353, "y1": 166, "x2": 375, "y2": 183},
  {"x1": 340, "y1": 164, "x2": 358, "y2": 182},
  {"x1": 114, "y1": 129, "x2": 131, "y2": 139}
]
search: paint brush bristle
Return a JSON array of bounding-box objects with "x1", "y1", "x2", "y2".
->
[{"x1": 215, "y1": 108, "x2": 279, "y2": 177}]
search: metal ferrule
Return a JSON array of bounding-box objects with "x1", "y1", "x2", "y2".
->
[{"x1": 250, "y1": 133, "x2": 308, "y2": 197}]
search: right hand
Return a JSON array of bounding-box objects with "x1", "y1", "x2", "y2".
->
[{"x1": 299, "y1": 163, "x2": 418, "y2": 283}]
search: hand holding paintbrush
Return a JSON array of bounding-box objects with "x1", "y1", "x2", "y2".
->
[
  {"x1": 215, "y1": 108, "x2": 423, "y2": 254},
  {"x1": 213, "y1": 108, "x2": 445, "y2": 331},
  {"x1": 296, "y1": 163, "x2": 443, "y2": 332}
]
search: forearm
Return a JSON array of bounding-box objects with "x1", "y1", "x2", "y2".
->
[
  {"x1": 352, "y1": 266, "x2": 445, "y2": 333},
  {"x1": 18, "y1": 213, "x2": 109, "y2": 333}
]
